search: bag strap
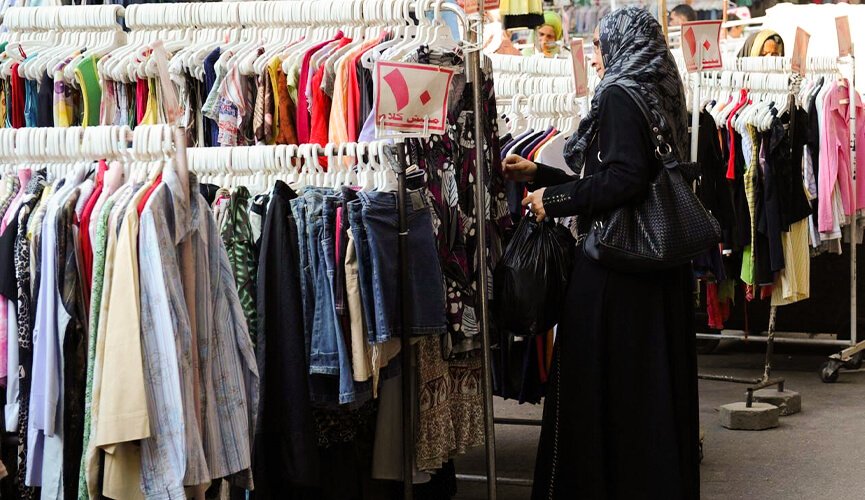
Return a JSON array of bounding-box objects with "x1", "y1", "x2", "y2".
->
[{"x1": 608, "y1": 83, "x2": 677, "y2": 161}]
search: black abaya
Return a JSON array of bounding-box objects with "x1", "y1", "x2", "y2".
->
[{"x1": 529, "y1": 87, "x2": 700, "y2": 499}]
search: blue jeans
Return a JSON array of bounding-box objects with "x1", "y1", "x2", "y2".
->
[
  {"x1": 347, "y1": 198, "x2": 379, "y2": 344},
  {"x1": 323, "y1": 195, "x2": 369, "y2": 404},
  {"x1": 289, "y1": 197, "x2": 313, "y2": 362},
  {"x1": 356, "y1": 190, "x2": 447, "y2": 340}
]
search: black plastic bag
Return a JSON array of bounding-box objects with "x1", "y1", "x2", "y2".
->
[{"x1": 493, "y1": 216, "x2": 576, "y2": 335}]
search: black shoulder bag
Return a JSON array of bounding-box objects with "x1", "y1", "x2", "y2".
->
[{"x1": 583, "y1": 85, "x2": 722, "y2": 272}]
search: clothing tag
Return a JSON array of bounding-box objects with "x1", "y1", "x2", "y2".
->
[{"x1": 410, "y1": 191, "x2": 424, "y2": 211}]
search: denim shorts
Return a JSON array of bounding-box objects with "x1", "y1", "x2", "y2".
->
[
  {"x1": 323, "y1": 195, "x2": 369, "y2": 404},
  {"x1": 347, "y1": 198, "x2": 379, "y2": 344},
  {"x1": 356, "y1": 189, "x2": 447, "y2": 340}
]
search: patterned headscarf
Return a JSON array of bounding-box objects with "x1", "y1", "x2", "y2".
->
[{"x1": 564, "y1": 7, "x2": 689, "y2": 168}]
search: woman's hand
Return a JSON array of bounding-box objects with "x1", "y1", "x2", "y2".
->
[
  {"x1": 522, "y1": 188, "x2": 547, "y2": 222},
  {"x1": 503, "y1": 155, "x2": 538, "y2": 182}
]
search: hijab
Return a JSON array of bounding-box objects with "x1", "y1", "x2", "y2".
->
[
  {"x1": 563, "y1": 7, "x2": 689, "y2": 168},
  {"x1": 737, "y1": 30, "x2": 784, "y2": 57},
  {"x1": 542, "y1": 11, "x2": 563, "y2": 41}
]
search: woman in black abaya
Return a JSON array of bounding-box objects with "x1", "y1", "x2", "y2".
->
[{"x1": 503, "y1": 7, "x2": 700, "y2": 499}]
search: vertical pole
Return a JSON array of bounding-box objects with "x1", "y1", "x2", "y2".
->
[
  {"x1": 691, "y1": 71, "x2": 701, "y2": 163},
  {"x1": 395, "y1": 140, "x2": 415, "y2": 500},
  {"x1": 850, "y1": 53, "x2": 858, "y2": 348},
  {"x1": 660, "y1": 0, "x2": 669, "y2": 39},
  {"x1": 763, "y1": 306, "x2": 777, "y2": 381},
  {"x1": 468, "y1": 11, "x2": 498, "y2": 500}
]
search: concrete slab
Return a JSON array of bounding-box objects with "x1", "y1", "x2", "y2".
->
[
  {"x1": 751, "y1": 388, "x2": 802, "y2": 416},
  {"x1": 719, "y1": 402, "x2": 780, "y2": 430}
]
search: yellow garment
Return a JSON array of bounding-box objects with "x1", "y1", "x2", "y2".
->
[
  {"x1": 140, "y1": 78, "x2": 160, "y2": 125},
  {"x1": 771, "y1": 219, "x2": 810, "y2": 306},
  {"x1": 0, "y1": 82, "x2": 7, "y2": 129},
  {"x1": 267, "y1": 56, "x2": 283, "y2": 146},
  {"x1": 93, "y1": 182, "x2": 152, "y2": 500},
  {"x1": 500, "y1": 0, "x2": 543, "y2": 16}
]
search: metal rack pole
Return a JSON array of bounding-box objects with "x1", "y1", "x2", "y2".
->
[
  {"x1": 464, "y1": 3, "x2": 499, "y2": 498},
  {"x1": 849, "y1": 53, "x2": 857, "y2": 349},
  {"x1": 395, "y1": 140, "x2": 415, "y2": 500}
]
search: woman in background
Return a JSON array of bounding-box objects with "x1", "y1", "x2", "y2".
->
[
  {"x1": 524, "y1": 11, "x2": 566, "y2": 58},
  {"x1": 738, "y1": 29, "x2": 784, "y2": 57}
]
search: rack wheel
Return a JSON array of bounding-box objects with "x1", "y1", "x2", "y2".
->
[
  {"x1": 847, "y1": 354, "x2": 864, "y2": 370},
  {"x1": 820, "y1": 361, "x2": 840, "y2": 383}
]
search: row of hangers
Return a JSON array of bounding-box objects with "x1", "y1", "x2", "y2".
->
[
  {"x1": 112, "y1": 0, "x2": 462, "y2": 84},
  {"x1": 0, "y1": 124, "x2": 175, "y2": 163},
  {"x1": 489, "y1": 53, "x2": 574, "y2": 77},
  {"x1": 188, "y1": 141, "x2": 399, "y2": 194},
  {"x1": 498, "y1": 93, "x2": 582, "y2": 137},
  {"x1": 0, "y1": 124, "x2": 184, "y2": 198},
  {"x1": 494, "y1": 75, "x2": 576, "y2": 98},
  {"x1": 0, "y1": 0, "x2": 469, "y2": 86},
  {"x1": 1, "y1": 5, "x2": 123, "y2": 33}
]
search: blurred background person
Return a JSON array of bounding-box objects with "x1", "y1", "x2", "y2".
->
[
  {"x1": 523, "y1": 11, "x2": 568, "y2": 58},
  {"x1": 725, "y1": 14, "x2": 745, "y2": 39},
  {"x1": 738, "y1": 29, "x2": 784, "y2": 57},
  {"x1": 669, "y1": 4, "x2": 697, "y2": 26}
]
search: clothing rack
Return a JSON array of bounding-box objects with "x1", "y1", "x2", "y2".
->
[
  {"x1": 0, "y1": 1, "x2": 499, "y2": 497},
  {"x1": 689, "y1": 55, "x2": 863, "y2": 384}
]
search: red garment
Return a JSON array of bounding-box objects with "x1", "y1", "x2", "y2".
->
[
  {"x1": 137, "y1": 173, "x2": 163, "y2": 215},
  {"x1": 297, "y1": 33, "x2": 344, "y2": 144},
  {"x1": 136, "y1": 78, "x2": 149, "y2": 126},
  {"x1": 706, "y1": 282, "x2": 731, "y2": 330},
  {"x1": 78, "y1": 160, "x2": 108, "y2": 312},
  {"x1": 536, "y1": 335, "x2": 548, "y2": 383},
  {"x1": 309, "y1": 68, "x2": 332, "y2": 149},
  {"x1": 528, "y1": 129, "x2": 558, "y2": 161},
  {"x1": 9, "y1": 64, "x2": 24, "y2": 129},
  {"x1": 310, "y1": 38, "x2": 350, "y2": 149},
  {"x1": 725, "y1": 90, "x2": 749, "y2": 180}
]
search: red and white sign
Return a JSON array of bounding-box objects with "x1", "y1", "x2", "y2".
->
[
  {"x1": 570, "y1": 39, "x2": 588, "y2": 98},
  {"x1": 375, "y1": 61, "x2": 454, "y2": 137},
  {"x1": 791, "y1": 27, "x2": 810, "y2": 76},
  {"x1": 681, "y1": 21, "x2": 723, "y2": 73},
  {"x1": 457, "y1": 0, "x2": 499, "y2": 14},
  {"x1": 836, "y1": 16, "x2": 852, "y2": 57}
]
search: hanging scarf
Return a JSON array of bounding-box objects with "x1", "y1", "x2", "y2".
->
[{"x1": 563, "y1": 7, "x2": 689, "y2": 169}]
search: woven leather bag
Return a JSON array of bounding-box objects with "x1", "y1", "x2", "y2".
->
[{"x1": 583, "y1": 85, "x2": 721, "y2": 272}]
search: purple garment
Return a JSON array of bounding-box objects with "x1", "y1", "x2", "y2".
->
[{"x1": 520, "y1": 127, "x2": 555, "y2": 158}]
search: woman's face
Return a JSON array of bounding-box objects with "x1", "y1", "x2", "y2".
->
[
  {"x1": 591, "y1": 27, "x2": 605, "y2": 78},
  {"x1": 538, "y1": 24, "x2": 557, "y2": 46},
  {"x1": 760, "y1": 38, "x2": 780, "y2": 56}
]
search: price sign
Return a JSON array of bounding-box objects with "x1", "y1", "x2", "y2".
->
[
  {"x1": 457, "y1": 0, "x2": 499, "y2": 14},
  {"x1": 570, "y1": 39, "x2": 588, "y2": 98},
  {"x1": 837, "y1": 16, "x2": 853, "y2": 57},
  {"x1": 681, "y1": 21, "x2": 723, "y2": 73},
  {"x1": 791, "y1": 27, "x2": 810, "y2": 76},
  {"x1": 375, "y1": 61, "x2": 454, "y2": 137}
]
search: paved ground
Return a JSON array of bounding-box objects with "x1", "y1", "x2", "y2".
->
[{"x1": 453, "y1": 341, "x2": 865, "y2": 499}]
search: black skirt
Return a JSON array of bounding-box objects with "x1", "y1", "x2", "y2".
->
[{"x1": 531, "y1": 251, "x2": 700, "y2": 500}]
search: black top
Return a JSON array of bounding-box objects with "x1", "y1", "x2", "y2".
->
[{"x1": 530, "y1": 86, "x2": 659, "y2": 234}]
